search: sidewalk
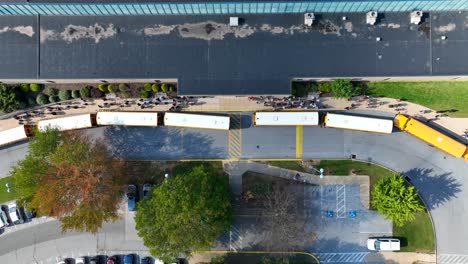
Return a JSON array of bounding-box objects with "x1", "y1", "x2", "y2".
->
[{"x1": 365, "y1": 252, "x2": 436, "y2": 264}]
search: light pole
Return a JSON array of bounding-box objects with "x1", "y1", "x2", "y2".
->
[
  {"x1": 309, "y1": 166, "x2": 324, "y2": 179},
  {"x1": 5, "y1": 182, "x2": 11, "y2": 193}
]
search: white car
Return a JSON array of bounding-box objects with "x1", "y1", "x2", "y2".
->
[
  {"x1": 7, "y1": 202, "x2": 23, "y2": 224},
  {"x1": 75, "y1": 258, "x2": 85, "y2": 264},
  {"x1": 367, "y1": 238, "x2": 400, "y2": 251},
  {"x1": 0, "y1": 209, "x2": 8, "y2": 228}
]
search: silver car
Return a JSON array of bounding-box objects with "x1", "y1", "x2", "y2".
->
[
  {"x1": 7, "y1": 202, "x2": 24, "y2": 225},
  {"x1": 0, "y1": 209, "x2": 8, "y2": 228}
]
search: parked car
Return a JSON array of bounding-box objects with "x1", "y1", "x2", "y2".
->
[
  {"x1": 0, "y1": 209, "x2": 8, "y2": 228},
  {"x1": 89, "y1": 256, "x2": 106, "y2": 264},
  {"x1": 56, "y1": 259, "x2": 73, "y2": 264},
  {"x1": 126, "y1": 185, "x2": 137, "y2": 211},
  {"x1": 75, "y1": 257, "x2": 86, "y2": 264},
  {"x1": 123, "y1": 254, "x2": 134, "y2": 264},
  {"x1": 367, "y1": 238, "x2": 400, "y2": 251},
  {"x1": 7, "y1": 202, "x2": 23, "y2": 224},
  {"x1": 142, "y1": 183, "x2": 151, "y2": 199}
]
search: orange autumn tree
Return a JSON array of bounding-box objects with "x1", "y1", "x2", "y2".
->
[{"x1": 30, "y1": 131, "x2": 124, "y2": 233}]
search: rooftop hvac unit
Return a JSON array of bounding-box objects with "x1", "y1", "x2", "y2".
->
[
  {"x1": 366, "y1": 11, "x2": 378, "y2": 25},
  {"x1": 304, "y1": 13, "x2": 315, "y2": 26},
  {"x1": 229, "y1": 17, "x2": 239, "y2": 26},
  {"x1": 410, "y1": 11, "x2": 423, "y2": 25}
]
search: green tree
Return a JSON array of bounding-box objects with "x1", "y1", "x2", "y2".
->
[
  {"x1": 58, "y1": 90, "x2": 71, "y2": 101},
  {"x1": 330, "y1": 79, "x2": 361, "y2": 98},
  {"x1": 144, "y1": 83, "x2": 152, "y2": 92},
  {"x1": 98, "y1": 84, "x2": 107, "y2": 93},
  {"x1": 71, "y1": 90, "x2": 81, "y2": 99},
  {"x1": 49, "y1": 95, "x2": 59, "y2": 103},
  {"x1": 107, "y1": 84, "x2": 115, "y2": 93},
  {"x1": 135, "y1": 165, "x2": 232, "y2": 262},
  {"x1": 30, "y1": 83, "x2": 41, "y2": 92},
  {"x1": 44, "y1": 87, "x2": 58, "y2": 96},
  {"x1": 140, "y1": 90, "x2": 150, "y2": 99},
  {"x1": 36, "y1": 94, "x2": 49, "y2": 105},
  {"x1": 119, "y1": 83, "x2": 127, "y2": 92},
  {"x1": 0, "y1": 84, "x2": 22, "y2": 113},
  {"x1": 13, "y1": 129, "x2": 61, "y2": 204},
  {"x1": 80, "y1": 86, "x2": 91, "y2": 98},
  {"x1": 318, "y1": 82, "x2": 332, "y2": 93},
  {"x1": 151, "y1": 84, "x2": 160, "y2": 92},
  {"x1": 372, "y1": 175, "x2": 425, "y2": 227},
  {"x1": 161, "y1": 83, "x2": 169, "y2": 92},
  {"x1": 20, "y1": 83, "x2": 30, "y2": 93}
]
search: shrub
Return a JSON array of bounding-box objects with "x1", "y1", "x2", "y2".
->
[
  {"x1": 71, "y1": 90, "x2": 81, "y2": 99},
  {"x1": 90, "y1": 88, "x2": 104, "y2": 98},
  {"x1": 161, "y1": 83, "x2": 168, "y2": 92},
  {"x1": 120, "y1": 91, "x2": 130, "y2": 98},
  {"x1": 44, "y1": 87, "x2": 58, "y2": 96},
  {"x1": 98, "y1": 84, "x2": 107, "y2": 93},
  {"x1": 49, "y1": 95, "x2": 59, "y2": 103},
  {"x1": 20, "y1": 84, "x2": 30, "y2": 93},
  {"x1": 169, "y1": 86, "x2": 176, "y2": 92},
  {"x1": 331, "y1": 79, "x2": 362, "y2": 99},
  {"x1": 0, "y1": 84, "x2": 22, "y2": 112},
  {"x1": 58, "y1": 90, "x2": 71, "y2": 101},
  {"x1": 36, "y1": 94, "x2": 49, "y2": 105},
  {"x1": 30, "y1": 83, "x2": 41, "y2": 92},
  {"x1": 80, "y1": 86, "x2": 91, "y2": 98},
  {"x1": 151, "y1": 84, "x2": 160, "y2": 92},
  {"x1": 140, "y1": 90, "x2": 150, "y2": 99},
  {"x1": 107, "y1": 84, "x2": 115, "y2": 93},
  {"x1": 318, "y1": 82, "x2": 332, "y2": 93},
  {"x1": 144, "y1": 83, "x2": 152, "y2": 92},
  {"x1": 27, "y1": 97, "x2": 36, "y2": 106},
  {"x1": 119, "y1": 83, "x2": 127, "y2": 92}
]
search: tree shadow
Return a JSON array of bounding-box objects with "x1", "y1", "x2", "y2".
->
[
  {"x1": 402, "y1": 168, "x2": 461, "y2": 210},
  {"x1": 308, "y1": 237, "x2": 367, "y2": 253},
  {"x1": 103, "y1": 126, "x2": 225, "y2": 160}
]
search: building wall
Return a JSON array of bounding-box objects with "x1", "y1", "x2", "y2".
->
[{"x1": 0, "y1": 1, "x2": 467, "y2": 16}]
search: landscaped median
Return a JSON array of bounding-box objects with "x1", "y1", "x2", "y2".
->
[
  {"x1": 265, "y1": 160, "x2": 435, "y2": 254},
  {"x1": 0, "y1": 176, "x2": 17, "y2": 204}
]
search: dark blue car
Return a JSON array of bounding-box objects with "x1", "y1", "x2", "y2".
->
[
  {"x1": 126, "y1": 185, "x2": 137, "y2": 211},
  {"x1": 123, "y1": 254, "x2": 134, "y2": 264}
]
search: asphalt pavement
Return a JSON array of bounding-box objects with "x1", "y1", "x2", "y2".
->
[{"x1": 0, "y1": 112, "x2": 467, "y2": 263}]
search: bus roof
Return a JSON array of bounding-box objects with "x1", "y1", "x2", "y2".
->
[
  {"x1": 405, "y1": 118, "x2": 466, "y2": 158},
  {"x1": 164, "y1": 112, "x2": 230, "y2": 130},
  {"x1": 0, "y1": 126, "x2": 28, "y2": 146},
  {"x1": 96, "y1": 112, "x2": 158, "y2": 127},
  {"x1": 254, "y1": 112, "x2": 319, "y2": 126},
  {"x1": 325, "y1": 113, "x2": 394, "y2": 134},
  {"x1": 38, "y1": 114, "x2": 93, "y2": 132}
]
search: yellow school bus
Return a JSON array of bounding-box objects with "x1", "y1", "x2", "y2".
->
[{"x1": 395, "y1": 114, "x2": 466, "y2": 158}]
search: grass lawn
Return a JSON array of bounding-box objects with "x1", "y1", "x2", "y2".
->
[
  {"x1": 393, "y1": 210, "x2": 435, "y2": 253},
  {"x1": 366, "y1": 81, "x2": 468, "y2": 117},
  {"x1": 0, "y1": 176, "x2": 18, "y2": 204}
]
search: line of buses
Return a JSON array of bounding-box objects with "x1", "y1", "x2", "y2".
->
[{"x1": 1, "y1": 111, "x2": 467, "y2": 162}]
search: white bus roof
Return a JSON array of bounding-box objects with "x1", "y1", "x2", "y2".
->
[
  {"x1": 96, "y1": 112, "x2": 158, "y2": 127},
  {"x1": 0, "y1": 126, "x2": 28, "y2": 146},
  {"x1": 38, "y1": 114, "x2": 93, "y2": 132},
  {"x1": 255, "y1": 112, "x2": 319, "y2": 126},
  {"x1": 164, "y1": 112, "x2": 230, "y2": 130},
  {"x1": 325, "y1": 113, "x2": 393, "y2": 134}
]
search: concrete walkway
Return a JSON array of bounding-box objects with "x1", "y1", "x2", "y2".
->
[
  {"x1": 366, "y1": 252, "x2": 436, "y2": 264},
  {"x1": 223, "y1": 161, "x2": 370, "y2": 209}
]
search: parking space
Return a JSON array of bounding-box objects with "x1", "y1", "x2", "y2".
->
[{"x1": 304, "y1": 185, "x2": 392, "y2": 253}]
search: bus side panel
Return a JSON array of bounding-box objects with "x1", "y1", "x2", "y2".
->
[{"x1": 404, "y1": 118, "x2": 466, "y2": 158}]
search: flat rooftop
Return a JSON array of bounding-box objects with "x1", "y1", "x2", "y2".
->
[{"x1": 0, "y1": 12, "x2": 467, "y2": 95}]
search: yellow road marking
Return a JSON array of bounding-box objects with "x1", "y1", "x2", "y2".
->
[{"x1": 296, "y1": 125, "x2": 303, "y2": 159}]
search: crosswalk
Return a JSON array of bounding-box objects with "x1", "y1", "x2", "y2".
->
[
  {"x1": 229, "y1": 113, "x2": 242, "y2": 159},
  {"x1": 314, "y1": 252, "x2": 369, "y2": 263},
  {"x1": 438, "y1": 254, "x2": 468, "y2": 264}
]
